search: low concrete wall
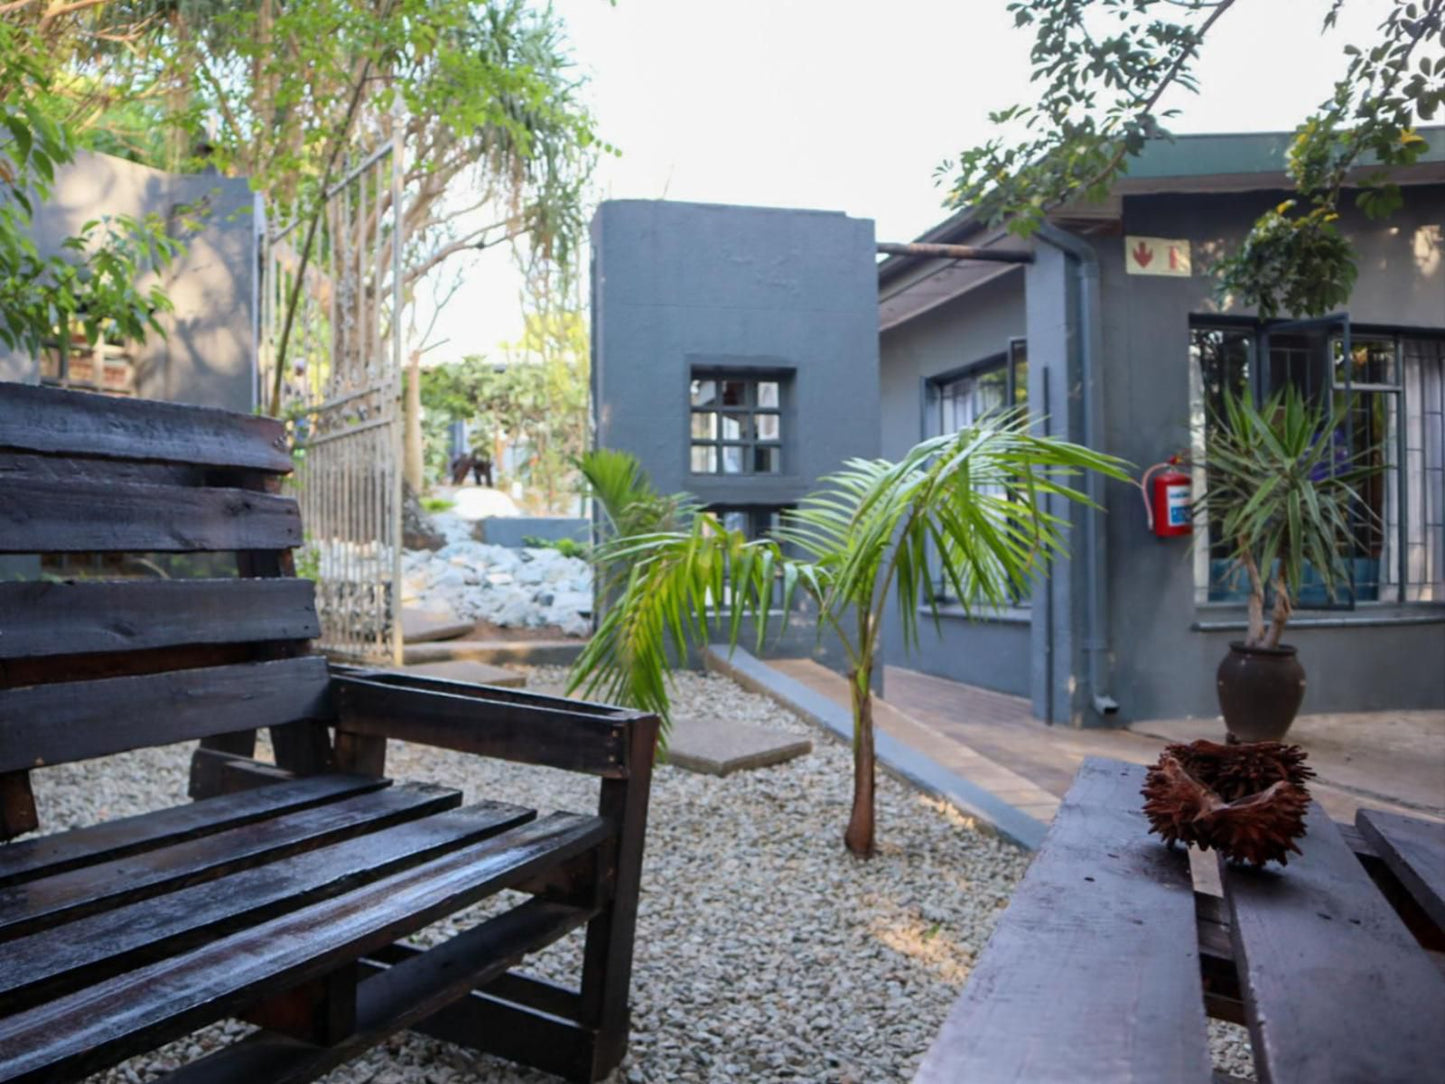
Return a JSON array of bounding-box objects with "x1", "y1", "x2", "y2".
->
[{"x1": 475, "y1": 517, "x2": 590, "y2": 548}]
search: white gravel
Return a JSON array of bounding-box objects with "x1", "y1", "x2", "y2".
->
[{"x1": 25, "y1": 667, "x2": 1252, "y2": 1082}]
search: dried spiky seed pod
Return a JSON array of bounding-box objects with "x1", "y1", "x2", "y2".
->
[
  {"x1": 1164, "y1": 739, "x2": 1315, "y2": 801},
  {"x1": 1141, "y1": 740, "x2": 1313, "y2": 867}
]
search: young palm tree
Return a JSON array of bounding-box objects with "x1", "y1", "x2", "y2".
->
[{"x1": 570, "y1": 413, "x2": 1128, "y2": 857}]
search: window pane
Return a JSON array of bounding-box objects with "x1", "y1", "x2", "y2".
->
[
  {"x1": 1012, "y1": 359, "x2": 1029, "y2": 406},
  {"x1": 756, "y1": 413, "x2": 780, "y2": 440},
  {"x1": 720, "y1": 445, "x2": 745, "y2": 473},
  {"x1": 691, "y1": 412, "x2": 717, "y2": 439},
  {"x1": 1335, "y1": 338, "x2": 1397, "y2": 386},
  {"x1": 753, "y1": 446, "x2": 780, "y2": 473},
  {"x1": 758, "y1": 381, "x2": 780, "y2": 408},
  {"x1": 690, "y1": 446, "x2": 716, "y2": 473},
  {"x1": 1191, "y1": 326, "x2": 1253, "y2": 600},
  {"x1": 719, "y1": 381, "x2": 748, "y2": 407},
  {"x1": 720, "y1": 413, "x2": 748, "y2": 441},
  {"x1": 721, "y1": 510, "x2": 748, "y2": 535},
  {"x1": 690, "y1": 380, "x2": 717, "y2": 408}
]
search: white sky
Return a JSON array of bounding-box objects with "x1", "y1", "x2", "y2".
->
[{"x1": 421, "y1": 0, "x2": 1396, "y2": 362}]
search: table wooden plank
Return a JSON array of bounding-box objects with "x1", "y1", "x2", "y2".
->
[
  {"x1": 1225, "y1": 804, "x2": 1445, "y2": 1084},
  {"x1": 1356, "y1": 808, "x2": 1445, "y2": 930},
  {"x1": 913, "y1": 757, "x2": 1212, "y2": 1084}
]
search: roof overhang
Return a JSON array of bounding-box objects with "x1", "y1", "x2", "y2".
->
[{"x1": 878, "y1": 128, "x2": 1445, "y2": 332}]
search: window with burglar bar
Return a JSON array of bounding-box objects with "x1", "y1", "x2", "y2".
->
[
  {"x1": 924, "y1": 339, "x2": 1030, "y2": 606},
  {"x1": 1190, "y1": 321, "x2": 1444, "y2": 606},
  {"x1": 689, "y1": 373, "x2": 785, "y2": 475}
]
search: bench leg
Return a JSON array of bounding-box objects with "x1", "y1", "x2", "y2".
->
[
  {"x1": 578, "y1": 714, "x2": 658, "y2": 1081},
  {"x1": 189, "y1": 730, "x2": 258, "y2": 799}
]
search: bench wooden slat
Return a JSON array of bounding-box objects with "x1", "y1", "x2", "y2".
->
[
  {"x1": 0, "y1": 451, "x2": 208, "y2": 488},
  {"x1": 0, "y1": 478, "x2": 301, "y2": 554},
  {"x1": 160, "y1": 899, "x2": 595, "y2": 1084},
  {"x1": 1355, "y1": 808, "x2": 1445, "y2": 930},
  {"x1": 913, "y1": 758, "x2": 1212, "y2": 1084},
  {"x1": 0, "y1": 782, "x2": 461, "y2": 941},
  {"x1": 0, "y1": 579, "x2": 319, "y2": 660},
  {"x1": 1225, "y1": 805, "x2": 1445, "y2": 1083},
  {"x1": 334, "y1": 676, "x2": 630, "y2": 778},
  {"x1": 0, "y1": 774, "x2": 385, "y2": 888},
  {"x1": 0, "y1": 383, "x2": 292, "y2": 473},
  {"x1": 0, "y1": 813, "x2": 608, "y2": 1084},
  {"x1": 0, "y1": 656, "x2": 331, "y2": 773},
  {"x1": 0, "y1": 800, "x2": 535, "y2": 1013}
]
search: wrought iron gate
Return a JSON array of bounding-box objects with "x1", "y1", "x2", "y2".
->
[{"x1": 259, "y1": 134, "x2": 405, "y2": 664}]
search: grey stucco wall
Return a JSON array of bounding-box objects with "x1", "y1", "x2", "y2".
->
[
  {"x1": 1096, "y1": 184, "x2": 1445, "y2": 720},
  {"x1": 876, "y1": 182, "x2": 1444, "y2": 722},
  {"x1": 591, "y1": 200, "x2": 880, "y2": 508},
  {"x1": 877, "y1": 269, "x2": 1036, "y2": 697},
  {"x1": 1, "y1": 150, "x2": 257, "y2": 412},
  {"x1": 591, "y1": 200, "x2": 881, "y2": 670}
]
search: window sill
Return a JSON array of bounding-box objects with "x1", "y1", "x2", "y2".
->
[
  {"x1": 918, "y1": 603, "x2": 1031, "y2": 626},
  {"x1": 1191, "y1": 605, "x2": 1445, "y2": 632}
]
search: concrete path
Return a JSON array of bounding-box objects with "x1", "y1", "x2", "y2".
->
[{"x1": 755, "y1": 657, "x2": 1442, "y2": 835}]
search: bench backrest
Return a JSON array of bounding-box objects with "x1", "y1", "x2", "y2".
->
[{"x1": 0, "y1": 383, "x2": 330, "y2": 840}]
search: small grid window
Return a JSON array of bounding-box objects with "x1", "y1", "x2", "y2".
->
[{"x1": 689, "y1": 374, "x2": 784, "y2": 474}]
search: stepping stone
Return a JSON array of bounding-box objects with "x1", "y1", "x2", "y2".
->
[
  {"x1": 665, "y1": 715, "x2": 812, "y2": 777},
  {"x1": 403, "y1": 659, "x2": 525, "y2": 689},
  {"x1": 401, "y1": 607, "x2": 473, "y2": 644}
]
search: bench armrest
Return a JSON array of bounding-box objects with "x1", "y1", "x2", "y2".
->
[{"x1": 329, "y1": 664, "x2": 658, "y2": 779}]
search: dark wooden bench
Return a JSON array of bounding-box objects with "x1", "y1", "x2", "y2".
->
[
  {"x1": 914, "y1": 756, "x2": 1445, "y2": 1084},
  {"x1": 0, "y1": 383, "x2": 658, "y2": 1084}
]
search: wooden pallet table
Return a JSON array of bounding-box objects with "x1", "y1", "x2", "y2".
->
[{"x1": 914, "y1": 757, "x2": 1445, "y2": 1084}]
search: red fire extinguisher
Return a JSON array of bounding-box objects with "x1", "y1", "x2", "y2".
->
[{"x1": 1139, "y1": 457, "x2": 1193, "y2": 538}]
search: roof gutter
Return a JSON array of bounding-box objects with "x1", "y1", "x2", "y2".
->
[{"x1": 1034, "y1": 223, "x2": 1118, "y2": 720}]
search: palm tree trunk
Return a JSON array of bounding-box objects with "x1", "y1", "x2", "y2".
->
[{"x1": 843, "y1": 669, "x2": 876, "y2": 857}]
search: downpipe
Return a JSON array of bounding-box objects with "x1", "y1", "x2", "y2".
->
[{"x1": 1034, "y1": 224, "x2": 1118, "y2": 720}]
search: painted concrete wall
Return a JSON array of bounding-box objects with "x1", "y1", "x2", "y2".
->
[
  {"x1": 591, "y1": 200, "x2": 880, "y2": 508},
  {"x1": 877, "y1": 269, "x2": 1035, "y2": 696},
  {"x1": 477, "y1": 516, "x2": 589, "y2": 547},
  {"x1": 1095, "y1": 185, "x2": 1445, "y2": 720},
  {"x1": 876, "y1": 183, "x2": 1445, "y2": 722},
  {"x1": 1, "y1": 150, "x2": 257, "y2": 412},
  {"x1": 591, "y1": 200, "x2": 881, "y2": 670}
]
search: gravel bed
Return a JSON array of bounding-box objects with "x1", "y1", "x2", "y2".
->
[{"x1": 26, "y1": 667, "x2": 1252, "y2": 1082}]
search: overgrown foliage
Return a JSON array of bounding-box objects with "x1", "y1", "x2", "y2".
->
[
  {"x1": 1193, "y1": 387, "x2": 1378, "y2": 647},
  {"x1": 570, "y1": 420, "x2": 1129, "y2": 856},
  {"x1": 419, "y1": 335, "x2": 588, "y2": 509},
  {"x1": 941, "y1": 0, "x2": 1443, "y2": 318},
  {"x1": 0, "y1": 19, "x2": 181, "y2": 358}
]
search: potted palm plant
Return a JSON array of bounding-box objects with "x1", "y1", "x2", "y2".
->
[{"x1": 1197, "y1": 385, "x2": 1378, "y2": 742}]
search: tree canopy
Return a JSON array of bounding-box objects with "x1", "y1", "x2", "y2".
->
[{"x1": 941, "y1": 0, "x2": 1443, "y2": 318}]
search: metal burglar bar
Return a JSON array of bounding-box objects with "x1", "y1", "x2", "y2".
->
[{"x1": 258, "y1": 132, "x2": 405, "y2": 665}]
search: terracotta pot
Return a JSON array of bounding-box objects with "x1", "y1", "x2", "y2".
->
[{"x1": 1216, "y1": 642, "x2": 1306, "y2": 743}]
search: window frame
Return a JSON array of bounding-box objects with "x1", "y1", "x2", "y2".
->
[
  {"x1": 923, "y1": 338, "x2": 1031, "y2": 606},
  {"x1": 688, "y1": 370, "x2": 787, "y2": 477},
  {"x1": 1189, "y1": 317, "x2": 1444, "y2": 609}
]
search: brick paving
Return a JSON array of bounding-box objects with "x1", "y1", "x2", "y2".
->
[{"x1": 767, "y1": 659, "x2": 1443, "y2": 828}]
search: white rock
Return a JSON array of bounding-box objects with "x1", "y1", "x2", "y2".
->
[{"x1": 448, "y1": 486, "x2": 520, "y2": 521}]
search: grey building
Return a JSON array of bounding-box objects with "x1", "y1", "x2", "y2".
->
[
  {"x1": 880, "y1": 130, "x2": 1445, "y2": 725},
  {"x1": 1, "y1": 149, "x2": 258, "y2": 413},
  {"x1": 590, "y1": 199, "x2": 881, "y2": 539}
]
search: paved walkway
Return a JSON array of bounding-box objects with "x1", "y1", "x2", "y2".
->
[{"x1": 767, "y1": 658, "x2": 1444, "y2": 831}]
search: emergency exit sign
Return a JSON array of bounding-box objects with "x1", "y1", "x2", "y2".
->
[{"x1": 1125, "y1": 236, "x2": 1191, "y2": 276}]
